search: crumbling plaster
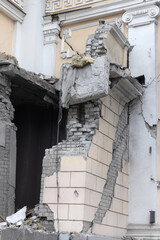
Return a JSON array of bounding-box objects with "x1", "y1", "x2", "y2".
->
[{"x1": 40, "y1": 22, "x2": 144, "y2": 237}]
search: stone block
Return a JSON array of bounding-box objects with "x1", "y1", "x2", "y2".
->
[
  {"x1": 59, "y1": 188, "x2": 85, "y2": 204},
  {"x1": 24, "y1": 229, "x2": 34, "y2": 240},
  {"x1": 61, "y1": 156, "x2": 86, "y2": 172},
  {"x1": 49, "y1": 204, "x2": 69, "y2": 220},
  {"x1": 55, "y1": 220, "x2": 83, "y2": 233},
  {"x1": 91, "y1": 159, "x2": 103, "y2": 177},
  {"x1": 111, "y1": 198, "x2": 123, "y2": 213},
  {"x1": 84, "y1": 205, "x2": 96, "y2": 222},
  {"x1": 1, "y1": 228, "x2": 23, "y2": 240},
  {"x1": 85, "y1": 173, "x2": 97, "y2": 190},
  {"x1": 45, "y1": 172, "x2": 71, "y2": 188},
  {"x1": 61, "y1": 56, "x2": 110, "y2": 107},
  {"x1": 88, "y1": 143, "x2": 98, "y2": 160},
  {"x1": 96, "y1": 177, "x2": 105, "y2": 193},
  {"x1": 70, "y1": 172, "x2": 86, "y2": 187},
  {"x1": 43, "y1": 188, "x2": 57, "y2": 203},
  {"x1": 69, "y1": 205, "x2": 84, "y2": 220},
  {"x1": 44, "y1": 232, "x2": 58, "y2": 240}
]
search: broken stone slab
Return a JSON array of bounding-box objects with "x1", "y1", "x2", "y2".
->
[
  {"x1": 61, "y1": 56, "x2": 110, "y2": 108},
  {"x1": 0, "y1": 227, "x2": 58, "y2": 240},
  {"x1": 6, "y1": 206, "x2": 26, "y2": 225},
  {"x1": 111, "y1": 78, "x2": 143, "y2": 103},
  {"x1": 0, "y1": 61, "x2": 58, "y2": 105}
]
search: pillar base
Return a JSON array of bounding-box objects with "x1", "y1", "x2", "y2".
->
[{"x1": 126, "y1": 224, "x2": 160, "y2": 240}]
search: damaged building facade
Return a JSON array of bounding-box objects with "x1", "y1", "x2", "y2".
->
[{"x1": 0, "y1": 0, "x2": 160, "y2": 239}]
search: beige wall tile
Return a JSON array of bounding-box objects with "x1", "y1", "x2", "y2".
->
[
  {"x1": 86, "y1": 157, "x2": 92, "y2": 172},
  {"x1": 49, "y1": 204, "x2": 69, "y2": 220},
  {"x1": 89, "y1": 191, "x2": 102, "y2": 207},
  {"x1": 122, "y1": 173, "x2": 129, "y2": 188},
  {"x1": 91, "y1": 159, "x2": 102, "y2": 176},
  {"x1": 108, "y1": 124, "x2": 116, "y2": 140},
  {"x1": 114, "y1": 185, "x2": 128, "y2": 201},
  {"x1": 70, "y1": 172, "x2": 86, "y2": 188},
  {"x1": 102, "y1": 135, "x2": 113, "y2": 153},
  {"x1": 96, "y1": 177, "x2": 105, "y2": 193},
  {"x1": 117, "y1": 213, "x2": 128, "y2": 228},
  {"x1": 86, "y1": 172, "x2": 97, "y2": 190},
  {"x1": 99, "y1": 118, "x2": 109, "y2": 136},
  {"x1": 116, "y1": 172, "x2": 123, "y2": 186},
  {"x1": 43, "y1": 188, "x2": 57, "y2": 204},
  {"x1": 59, "y1": 188, "x2": 85, "y2": 204},
  {"x1": 111, "y1": 198, "x2": 123, "y2": 214},
  {"x1": 101, "y1": 96, "x2": 111, "y2": 109},
  {"x1": 122, "y1": 201, "x2": 128, "y2": 215},
  {"x1": 92, "y1": 223, "x2": 126, "y2": 238},
  {"x1": 122, "y1": 160, "x2": 129, "y2": 175},
  {"x1": 54, "y1": 220, "x2": 83, "y2": 232},
  {"x1": 84, "y1": 205, "x2": 97, "y2": 222},
  {"x1": 110, "y1": 97, "x2": 120, "y2": 115},
  {"x1": 45, "y1": 172, "x2": 70, "y2": 188},
  {"x1": 61, "y1": 156, "x2": 86, "y2": 172},
  {"x1": 88, "y1": 143, "x2": 98, "y2": 160},
  {"x1": 97, "y1": 147, "x2": 108, "y2": 165},
  {"x1": 69, "y1": 205, "x2": 84, "y2": 220},
  {"x1": 105, "y1": 211, "x2": 118, "y2": 227}
]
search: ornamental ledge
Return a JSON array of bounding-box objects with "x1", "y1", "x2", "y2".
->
[
  {"x1": 45, "y1": 0, "x2": 103, "y2": 14},
  {"x1": 122, "y1": 5, "x2": 159, "y2": 24},
  {"x1": 8, "y1": 0, "x2": 24, "y2": 10}
]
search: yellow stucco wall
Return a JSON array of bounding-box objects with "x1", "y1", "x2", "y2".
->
[
  {"x1": 0, "y1": 11, "x2": 14, "y2": 54},
  {"x1": 55, "y1": 13, "x2": 125, "y2": 78}
]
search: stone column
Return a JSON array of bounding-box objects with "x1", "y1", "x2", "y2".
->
[
  {"x1": 43, "y1": 16, "x2": 60, "y2": 77},
  {"x1": 122, "y1": 3, "x2": 160, "y2": 238},
  {"x1": 20, "y1": 0, "x2": 46, "y2": 74}
]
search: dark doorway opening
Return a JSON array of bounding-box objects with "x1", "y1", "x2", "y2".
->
[
  {"x1": 11, "y1": 80, "x2": 68, "y2": 211},
  {"x1": 14, "y1": 103, "x2": 57, "y2": 210}
]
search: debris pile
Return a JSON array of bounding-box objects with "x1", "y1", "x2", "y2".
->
[{"x1": 0, "y1": 206, "x2": 45, "y2": 231}]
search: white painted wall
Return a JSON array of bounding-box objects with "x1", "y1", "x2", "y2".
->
[
  {"x1": 13, "y1": 0, "x2": 60, "y2": 76},
  {"x1": 19, "y1": 0, "x2": 45, "y2": 74},
  {"x1": 123, "y1": 4, "x2": 159, "y2": 227}
]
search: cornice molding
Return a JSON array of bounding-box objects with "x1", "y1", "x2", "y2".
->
[
  {"x1": 43, "y1": 16, "x2": 60, "y2": 45},
  {"x1": 0, "y1": 0, "x2": 25, "y2": 23},
  {"x1": 122, "y1": 4, "x2": 159, "y2": 26},
  {"x1": 57, "y1": 0, "x2": 160, "y2": 26}
]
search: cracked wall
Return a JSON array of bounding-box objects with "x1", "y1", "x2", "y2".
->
[
  {"x1": 39, "y1": 100, "x2": 101, "y2": 231},
  {"x1": 84, "y1": 92, "x2": 129, "y2": 238},
  {"x1": 93, "y1": 103, "x2": 129, "y2": 225},
  {"x1": 40, "y1": 91, "x2": 129, "y2": 237}
]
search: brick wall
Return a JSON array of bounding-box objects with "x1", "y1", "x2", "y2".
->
[{"x1": 0, "y1": 74, "x2": 16, "y2": 218}]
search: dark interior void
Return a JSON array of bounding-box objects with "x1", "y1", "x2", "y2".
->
[{"x1": 13, "y1": 102, "x2": 67, "y2": 211}]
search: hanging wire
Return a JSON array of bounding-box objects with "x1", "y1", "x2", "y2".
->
[{"x1": 55, "y1": 89, "x2": 62, "y2": 238}]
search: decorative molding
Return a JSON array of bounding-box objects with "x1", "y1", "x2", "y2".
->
[
  {"x1": 57, "y1": 0, "x2": 158, "y2": 26},
  {"x1": 122, "y1": 4, "x2": 160, "y2": 26},
  {"x1": 61, "y1": 17, "x2": 124, "y2": 59},
  {"x1": 110, "y1": 24, "x2": 130, "y2": 49},
  {"x1": 46, "y1": 0, "x2": 104, "y2": 14},
  {"x1": 8, "y1": 0, "x2": 24, "y2": 10},
  {"x1": 0, "y1": 0, "x2": 25, "y2": 23},
  {"x1": 43, "y1": 16, "x2": 60, "y2": 45}
]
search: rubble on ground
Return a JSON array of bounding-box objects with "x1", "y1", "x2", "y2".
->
[{"x1": 0, "y1": 206, "x2": 46, "y2": 232}]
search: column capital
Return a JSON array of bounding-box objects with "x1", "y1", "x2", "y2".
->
[
  {"x1": 122, "y1": 4, "x2": 159, "y2": 27},
  {"x1": 43, "y1": 16, "x2": 60, "y2": 45}
]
